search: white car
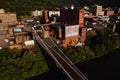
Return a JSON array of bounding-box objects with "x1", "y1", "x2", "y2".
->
[
  {"x1": 0, "y1": 46, "x2": 2, "y2": 49},
  {"x1": 87, "y1": 28, "x2": 92, "y2": 31}
]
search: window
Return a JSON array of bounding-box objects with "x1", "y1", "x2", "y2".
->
[{"x1": 0, "y1": 19, "x2": 2, "y2": 23}]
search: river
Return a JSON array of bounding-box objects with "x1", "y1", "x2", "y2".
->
[
  {"x1": 26, "y1": 48, "x2": 120, "y2": 80},
  {"x1": 77, "y1": 48, "x2": 120, "y2": 80}
]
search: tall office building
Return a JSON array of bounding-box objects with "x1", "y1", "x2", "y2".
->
[
  {"x1": 59, "y1": 9, "x2": 86, "y2": 47},
  {"x1": 93, "y1": 5, "x2": 103, "y2": 16},
  {"x1": 60, "y1": 9, "x2": 85, "y2": 28}
]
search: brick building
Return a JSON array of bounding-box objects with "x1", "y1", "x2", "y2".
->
[
  {"x1": 105, "y1": 10, "x2": 114, "y2": 16},
  {"x1": 62, "y1": 25, "x2": 79, "y2": 47},
  {"x1": 49, "y1": 24, "x2": 79, "y2": 47},
  {"x1": 49, "y1": 24, "x2": 63, "y2": 40},
  {"x1": 80, "y1": 27, "x2": 87, "y2": 45},
  {"x1": 7, "y1": 23, "x2": 31, "y2": 49},
  {"x1": 8, "y1": 23, "x2": 25, "y2": 35},
  {"x1": 14, "y1": 32, "x2": 29, "y2": 44},
  {"x1": 60, "y1": 9, "x2": 85, "y2": 28},
  {"x1": 43, "y1": 10, "x2": 49, "y2": 23},
  {"x1": 59, "y1": 9, "x2": 86, "y2": 47},
  {"x1": 37, "y1": 9, "x2": 87, "y2": 47},
  {"x1": 0, "y1": 13, "x2": 17, "y2": 30}
]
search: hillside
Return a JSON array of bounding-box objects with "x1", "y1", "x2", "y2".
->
[
  {"x1": 0, "y1": 0, "x2": 60, "y2": 16},
  {"x1": 53, "y1": 0, "x2": 120, "y2": 8},
  {"x1": 0, "y1": 0, "x2": 119, "y2": 16}
]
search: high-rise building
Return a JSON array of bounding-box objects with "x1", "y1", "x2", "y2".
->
[
  {"x1": 60, "y1": 9, "x2": 85, "y2": 28},
  {"x1": 49, "y1": 24, "x2": 79, "y2": 47},
  {"x1": 93, "y1": 5, "x2": 103, "y2": 16}
]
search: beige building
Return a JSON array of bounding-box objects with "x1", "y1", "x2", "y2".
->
[
  {"x1": 0, "y1": 13, "x2": 17, "y2": 30},
  {"x1": 0, "y1": 9, "x2": 5, "y2": 14},
  {"x1": 93, "y1": 5, "x2": 103, "y2": 16},
  {"x1": 96, "y1": 5, "x2": 102, "y2": 16},
  {"x1": 49, "y1": 11, "x2": 60, "y2": 17},
  {"x1": 15, "y1": 34, "x2": 29, "y2": 44},
  {"x1": 31, "y1": 10, "x2": 43, "y2": 16}
]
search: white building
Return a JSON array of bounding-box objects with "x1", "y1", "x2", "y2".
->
[
  {"x1": 93, "y1": 5, "x2": 104, "y2": 16},
  {"x1": 31, "y1": 10, "x2": 43, "y2": 16},
  {"x1": 0, "y1": 9, "x2": 5, "y2": 14},
  {"x1": 49, "y1": 11, "x2": 60, "y2": 17}
]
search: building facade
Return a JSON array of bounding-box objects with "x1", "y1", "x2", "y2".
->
[
  {"x1": 0, "y1": 13, "x2": 17, "y2": 30},
  {"x1": 0, "y1": 9, "x2": 5, "y2": 14},
  {"x1": 60, "y1": 9, "x2": 85, "y2": 27},
  {"x1": 48, "y1": 24, "x2": 80, "y2": 47},
  {"x1": 93, "y1": 5, "x2": 103, "y2": 16},
  {"x1": 31, "y1": 10, "x2": 43, "y2": 17},
  {"x1": 105, "y1": 10, "x2": 114, "y2": 16}
]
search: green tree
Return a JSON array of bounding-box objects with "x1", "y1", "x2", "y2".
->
[
  {"x1": 64, "y1": 46, "x2": 94, "y2": 63},
  {"x1": 0, "y1": 47, "x2": 48, "y2": 80},
  {"x1": 86, "y1": 27, "x2": 120, "y2": 57},
  {"x1": 0, "y1": 0, "x2": 61, "y2": 16}
]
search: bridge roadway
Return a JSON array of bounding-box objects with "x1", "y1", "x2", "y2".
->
[
  {"x1": 46, "y1": 43, "x2": 88, "y2": 80},
  {"x1": 33, "y1": 28, "x2": 88, "y2": 80}
]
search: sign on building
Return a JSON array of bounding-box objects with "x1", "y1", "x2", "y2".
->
[
  {"x1": 14, "y1": 28, "x2": 22, "y2": 32},
  {"x1": 65, "y1": 25, "x2": 79, "y2": 38}
]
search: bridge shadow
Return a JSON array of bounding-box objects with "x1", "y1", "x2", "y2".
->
[
  {"x1": 38, "y1": 43, "x2": 58, "y2": 71},
  {"x1": 25, "y1": 43, "x2": 68, "y2": 80},
  {"x1": 25, "y1": 68, "x2": 68, "y2": 80}
]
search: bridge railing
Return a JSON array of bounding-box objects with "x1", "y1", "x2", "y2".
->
[
  {"x1": 44, "y1": 37, "x2": 88, "y2": 80},
  {"x1": 32, "y1": 27, "x2": 88, "y2": 80},
  {"x1": 33, "y1": 28, "x2": 74, "y2": 80}
]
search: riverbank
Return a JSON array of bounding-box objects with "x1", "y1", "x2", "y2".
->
[
  {"x1": 26, "y1": 48, "x2": 120, "y2": 80},
  {"x1": 76, "y1": 48, "x2": 120, "y2": 80}
]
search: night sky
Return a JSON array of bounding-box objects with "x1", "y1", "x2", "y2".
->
[{"x1": 57, "y1": 0, "x2": 120, "y2": 8}]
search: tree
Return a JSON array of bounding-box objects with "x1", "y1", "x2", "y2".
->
[
  {"x1": 0, "y1": 47, "x2": 48, "y2": 80},
  {"x1": 64, "y1": 46, "x2": 94, "y2": 63},
  {"x1": 0, "y1": 0, "x2": 61, "y2": 16}
]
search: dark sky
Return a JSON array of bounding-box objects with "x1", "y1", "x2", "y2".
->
[{"x1": 55, "y1": 0, "x2": 120, "y2": 8}]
